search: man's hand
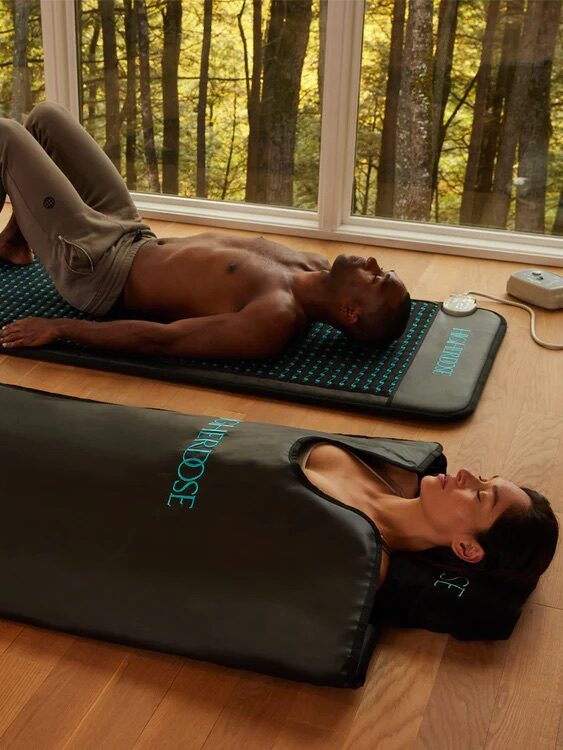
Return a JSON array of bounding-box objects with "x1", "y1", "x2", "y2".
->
[{"x1": 1, "y1": 317, "x2": 61, "y2": 348}]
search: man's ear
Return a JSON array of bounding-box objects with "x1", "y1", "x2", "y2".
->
[
  {"x1": 339, "y1": 304, "x2": 359, "y2": 325},
  {"x1": 451, "y1": 538, "x2": 484, "y2": 564}
]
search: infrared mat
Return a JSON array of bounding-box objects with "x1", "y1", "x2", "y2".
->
[{"x1": 0, "y1": 259, "x2": 506, "y2": 420}]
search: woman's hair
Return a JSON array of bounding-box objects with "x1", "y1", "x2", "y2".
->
[
  {"x1": 474, "y1": 488, "x2": 559, "y2": 586},
  {"x1": 419, "y1": 487, "x2": 559, "y2": 590}
]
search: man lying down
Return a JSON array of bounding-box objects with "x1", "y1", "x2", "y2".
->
[
  {"x1": 0, "y1": 384, "x2": 557, "y2": 687},
  {"x1": 0, "y1": 102, "x2": 410, "y2": 359}
]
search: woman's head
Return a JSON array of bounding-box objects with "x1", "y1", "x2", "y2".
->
[
  {"x1": 474, "y1": 487, "x2": 558, "y2": 585},
  {"x1": 418, "y1": 470, "x2": 559, "y2": 586}
]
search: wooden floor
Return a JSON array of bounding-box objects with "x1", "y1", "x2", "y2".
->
[{"x1": 0, "y1": 212, "x2": 562, "y2": 750}]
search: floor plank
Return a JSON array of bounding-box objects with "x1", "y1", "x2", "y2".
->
[
  {"x1": 413, "y1": 639, "x2": 508, "y2": 750},
  {"x1": 0, "y1": 628, "x2": 74, "y2": 738},
  {"x1": 61, "y1": 650, "x2": 182, "y2": 750},
  {"x1": 484, "y1": 604, "x2": 563, "y2": 750}
]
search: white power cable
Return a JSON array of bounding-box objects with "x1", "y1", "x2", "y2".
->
[{"x1": 463, "y1": 291, "x2": 563, "y2": 350}]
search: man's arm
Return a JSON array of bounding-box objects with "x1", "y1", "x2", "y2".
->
[{"x1": 0, "y1": 300, "x2": 299, "y2": 359}]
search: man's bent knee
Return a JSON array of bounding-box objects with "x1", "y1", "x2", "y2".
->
[
  {"x1": 25, "y1": 101, "x2": 69, "y2": 132},
  {"x1": 0, "y1": 117, "x2": 28, "y2": 146}
]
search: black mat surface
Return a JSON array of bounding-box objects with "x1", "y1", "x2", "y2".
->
[{"x1": 0, "y1": 259, "x2": 506, "y2": 420}]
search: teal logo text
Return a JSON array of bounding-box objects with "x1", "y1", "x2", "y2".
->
[
  {"x1": 167, "y1": 417, "x2": 240, "y2": 509},
  {"x1": 433, "y1": 572, "x2": 469, "y2": 597},
  {"x1": 432, "y1": 328, "x2": 471, "y2": 376}
]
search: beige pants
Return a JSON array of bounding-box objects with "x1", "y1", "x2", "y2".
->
[{"x1": 0, "y1": 102, "x2": 156, "y2": 314}]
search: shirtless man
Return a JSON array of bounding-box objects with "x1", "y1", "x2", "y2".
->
[{"x1": 0, "y1": 103, "x2": 410, "y2": 360}]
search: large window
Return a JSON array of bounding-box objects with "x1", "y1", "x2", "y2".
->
[
  {"x1": 2, "y1": 1, "x2": 562, "y2": 260},
  {"x1": 0, "y1": 0, "x2": 44, "y2": 121},
  {"x1": 355, "y1": 0, "x2": 563, "y2": 236},
  {"x1": 78, "y1": 0, "x2": 322, "y2": 209}
]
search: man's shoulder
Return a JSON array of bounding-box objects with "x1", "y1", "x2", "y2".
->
[
  {"x1": 249, "y1": 291, "x2": 301, "y2": 319},
  {"x1": 244, "y1": 291, "x2": 304, "y2": 333}
]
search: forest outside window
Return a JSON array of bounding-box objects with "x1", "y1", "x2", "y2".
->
[
  {"x1": 0, "y1": 0, "x2": 44, "y2": 121},
  {"x1": 354, "y1": 0, "x2": 563, "y2": 237},
  {"x1": 2, "y1": 0, "x2": 561, "y2": 256},
  {"x1": 78, "y1": 0, "x2": 322, "y2": 210}
]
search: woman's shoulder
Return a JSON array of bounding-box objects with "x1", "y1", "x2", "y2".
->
[{"x1": 303, "y1": 442, "x2": 357, "y2": 470}]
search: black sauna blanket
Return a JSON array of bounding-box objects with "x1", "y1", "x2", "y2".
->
[{"x1": 0, "y1": 384, "x2": 531, "y2": 687}]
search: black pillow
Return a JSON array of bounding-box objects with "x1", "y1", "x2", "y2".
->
[{"x1": 375, "y1": 552, "x2": 534, "y2": 640}]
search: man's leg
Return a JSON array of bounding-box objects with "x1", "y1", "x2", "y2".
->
[
  {"x1": 0, "y1": 102, "x2": 147, "y2": 263},
  {"x1": 25, "y1": 101, "x2": 141, "y2": 222},
  {"x1": 0, "y1": 117, "x2": 134, "y2": 311}
]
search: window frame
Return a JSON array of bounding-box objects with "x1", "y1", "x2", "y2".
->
[{"x1": 39, "y1": 0, "x2": 563, "y2": 266}]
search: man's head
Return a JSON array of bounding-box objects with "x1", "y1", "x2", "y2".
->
[{"x1": 327, "y1": 254, "x2": 411, "y2": 346}]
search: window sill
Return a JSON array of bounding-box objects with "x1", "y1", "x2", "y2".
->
[{"x1": 133, "y1": 192, "x2": 563, "y2": 267}]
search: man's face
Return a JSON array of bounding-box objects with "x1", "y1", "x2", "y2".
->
[{"x1": 329, "y1": 254, "x2": 407, "y2": 315}]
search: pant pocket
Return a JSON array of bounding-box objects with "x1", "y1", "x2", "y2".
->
[{"x1": 59, "y1": 235, "x2": 95, "y2": 275}]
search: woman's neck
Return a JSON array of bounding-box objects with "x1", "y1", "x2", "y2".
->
[
  {"x1": 301, "y1": 442, "x2": 446, "y2": 552},
  {"x1": 363, "y1": 491, "x2": 443, "y2": 552}
]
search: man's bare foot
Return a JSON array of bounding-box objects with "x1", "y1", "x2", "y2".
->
[
  {"x1": 0, "y1": 235, "x2": 33, "y2": 265},
  {"x1": 0, "y1": 223, "x2": 33, "y2": 266}
]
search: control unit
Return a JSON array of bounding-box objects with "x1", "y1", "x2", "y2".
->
[{"x1": 506, "y1": 269, "x2": 563, "y2": 310}]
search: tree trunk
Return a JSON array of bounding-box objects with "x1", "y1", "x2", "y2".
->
[
  {"x1": 221, "y1": 93, "x2": 238, "y2": 200},
  {"x1": 459, "y1": 0, "x2": 501, "y2": 225},
  {"x1": 467, "y1": 0, "x2": 525, "y2": 227},
  {"x1": 237, "y1": 0, "x2": 251, "y2": 103},
  {"x1": 553, "y1": 188, "x2": 563, "y2": 235},
  {"x1": 100, "y1": 0, "x2": 121, "y2": 172},
  {"x1": 394, "y1": 0, "x2": 434, "y2": 221},
  {"x1": 136, "y1": 0, "x2": 160, "y2": 192},
  {"x1": 197, "y1": 0, "x2": 212, "y2": 198},
  {"x1": 162, "y1": 0, "x2": 182, "y2": 195},
  {"x1": 515, "y1": 0, "x2": 562, "y2": 232},
  {"x1": 376, "y1": 0, "x2": 406, "y2": 217},
  {"x1": 245, "y1": 0, "x2": 263, "y2": 202},
  {"x1": 86, "y1": 18, "x2": 101, "y2": 128},
  {"x1": 362, "y1": 152, "x2": 375, "y2": 215},
  {"x1": 254, "y1": 0, "x2": 312, "y2": 205},
  {"x1": 11, "y1": 0, "x2": 32, "y2": 123},
  {"x1": 482, "y1": 0, "x2": 544, "y2": 229},
  {"x1": 124, "y1": 0, "x2": 137, "y2": 190},
  {"x1": 431, "y1": 0, "x2": 459, "y2": 194},
  {"x1": 318, "y1": 0, "x2": 328, "y2": 114}
]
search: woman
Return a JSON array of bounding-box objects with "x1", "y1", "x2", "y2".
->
[
  {"x1": 0, "y1": 383, "x2": 558, "y2": 686},
  {"x1": 302, "y1": 442, "x2": 558, "y2": 589}
]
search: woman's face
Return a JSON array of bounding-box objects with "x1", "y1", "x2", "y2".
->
[{"x1": 419, "y1": 469, "x2": 531, "y2": 545}]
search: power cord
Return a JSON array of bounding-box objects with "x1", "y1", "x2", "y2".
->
[{"x1": 463, "y1": 291, "x2": 563, "y2": 350}]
